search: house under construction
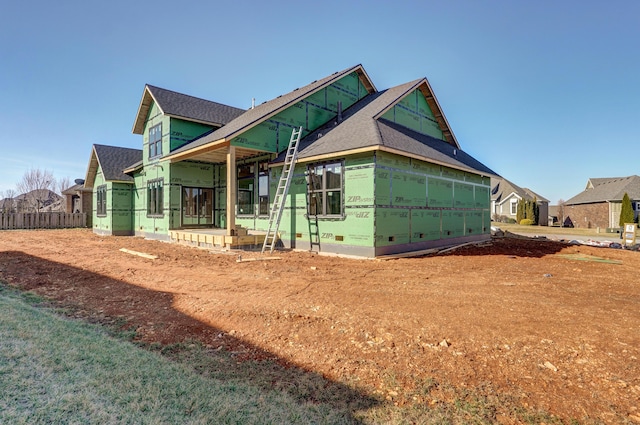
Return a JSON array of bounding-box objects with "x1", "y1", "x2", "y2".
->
[{"x1": 84, "y1": 64, "x2": 496, "y2": 257}]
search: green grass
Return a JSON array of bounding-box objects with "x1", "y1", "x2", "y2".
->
[
  {"x1": 0, "y1": 283, "x2": 358, "y2": 424},
  {"x1": 494, "y1": 222, "x2": 616, "y2": 238},
  {"x1": 0, "y1": 282, "x2": 585, "y2": 424}
]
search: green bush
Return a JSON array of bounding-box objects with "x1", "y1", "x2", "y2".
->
[{"x1": 520, "y1": 219, "x2": 534, "y2": 226}]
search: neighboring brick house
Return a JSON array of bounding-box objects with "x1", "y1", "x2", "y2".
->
[
  {"x1": 62, "y1": 179, "x2": 93, "y2": 226},
  {"x1": 490, "y1": 177, "x2": 549, "y2": 225},
  {"x1": 564, "y1": 176, "x2": 640, "y2": 229}
]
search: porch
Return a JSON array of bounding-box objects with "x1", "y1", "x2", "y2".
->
[{"x1": 169, "y1": 227, "x2": 267, "y2": 250}]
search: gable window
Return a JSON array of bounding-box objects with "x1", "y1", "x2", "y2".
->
[
  {"x1": 96, "y1": 185, "x2": 107, "y2": 216},
  {"x1": 307, "y1": 161, "x2": 343, "y2": 217},
  {"x1": 149, "y1": 124, "x2": 162, "y2": 159},
  {"x1": 147, "y1": 178, "x2": 163, "y2": 217}
]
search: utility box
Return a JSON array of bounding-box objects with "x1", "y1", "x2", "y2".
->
[{"x1": 623, "y1": 223, "x2": 637, "y2": 246}]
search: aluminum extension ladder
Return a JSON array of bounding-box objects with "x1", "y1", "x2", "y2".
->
[
  {"x1": 305, "y1": 170, "x2": 321, "y2": 251},
  {"x1": 261, "y1": 126, "x2": 303, "y2": 254}
]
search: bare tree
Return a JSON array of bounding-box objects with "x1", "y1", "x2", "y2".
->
[
  {"x1": 557, "y1": 199, "x2": 566, "y2": 227},
  {"x1": 16, "y1": 168, "x2": 56, "y2": 212},
  {"x1": 56, "y1": 176, "x2": 71, "y2": 196},
  {"x1": 1, "y1": 189, "x2": 17, "y2": 213}
]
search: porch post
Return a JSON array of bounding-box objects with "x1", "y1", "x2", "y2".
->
[{"x1": 226, "y1": 145, "x2": 236, "y2": 236}]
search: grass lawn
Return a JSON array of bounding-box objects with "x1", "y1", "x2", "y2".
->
[
  {"x1": 0, "y1": 284, "x2": 356, "y2": 424},
  {"x1": 493, "y1": 222, "x2": 620, "y2": 238}
]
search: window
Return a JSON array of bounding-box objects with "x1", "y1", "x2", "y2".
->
[
  {"x1": 148, "y1": 124, "x2": 162, "y2": 158},
  {"x1": 237, "y1": 161, "x2": 270, "y2": 216},
  {"x1": 258, "y1": 163, "x2": 269, "y2": 216},
  {"x1": 182, "y1": 187, "x2": 213, "y2": 225},
  {"x1": 147, "y1": 179, "x2": 163, "y2": 217},
  {"x1": 96, "y1": 185, "x2": 107, "y2": 216},
  {"x1": 307, "y1": 161, "x2": 343, "y2": 217},
  {"x1": 237, "y1": 164, "x2": 254, "y2": 215},
  {"x1": 510, "y1": 200, "x2": 517, "y2": 215}
]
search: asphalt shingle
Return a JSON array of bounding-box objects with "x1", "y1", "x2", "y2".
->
[
  {"x1": 146, "y1": 85, "x2": 245, "y2": 126},
  {"x1": 565, "y1": 175, "x2": 640, "y2": 204},
  {"x1": 93, "y1": 144, "x2": 143, "y2": 182}
]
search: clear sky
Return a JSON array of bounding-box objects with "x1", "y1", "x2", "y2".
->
[{"x1": 1, "y1": 0, "x2": 638, "y2": 204}]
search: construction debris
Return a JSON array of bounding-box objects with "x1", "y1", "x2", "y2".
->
[
  {"x1": 119, "y1": 248, "x2": 158, "y2": 260},
  {"x1": 236, "y1": 256, "x2": 282, "y2": 263}
]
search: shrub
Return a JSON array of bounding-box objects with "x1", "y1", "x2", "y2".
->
[
  {"x1": 520, "y1": 219, "x2": 534, "y2": 226},
  {"x1": 620, "y1": 193, "x2": 634, "y2": 226}
]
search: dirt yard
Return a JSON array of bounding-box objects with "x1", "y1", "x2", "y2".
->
[{"x1": 1, "y1": 229, "x2": 639, "y2": 423}]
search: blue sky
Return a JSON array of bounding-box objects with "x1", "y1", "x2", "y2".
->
[{"x1": 1, "y1": 0, "x2": 638, "y2": 204}]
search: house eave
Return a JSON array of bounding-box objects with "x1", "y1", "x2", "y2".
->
[
  {"x1": 272, "y1": 145, "x2": 493, "y2": 179},
  {"x1": 132, "y1": 86, "x2": 163, "y2": 135},
  {"x1": 164, "y1": 138, "x2": 230, "y2": 163}
]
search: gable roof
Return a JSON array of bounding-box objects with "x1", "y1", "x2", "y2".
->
[
  {"x1": 84, "y1": 144, "x2": 143, "y2": 188},
  {"x1": 490, "y1": 177, "x2": 548, "y2": 204},
  {"x1": 275, "y1": 79, "x2": 494, "y2": 177},
  {"x1": 132, "y1": 85, "x2": 245, "y2": 134},
  {"x1": 566, "y1": 175, "x2": 640, "y2": 205},
  {"x1": 164, "y1": 64, "x2": 376, "y2": 163}
]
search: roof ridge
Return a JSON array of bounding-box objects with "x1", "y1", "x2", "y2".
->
[{"x1": 146, "y1": 84, "x2": 244, "y2": 110}]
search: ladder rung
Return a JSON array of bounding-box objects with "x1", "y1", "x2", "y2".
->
[{"x1": 262, "y1": 126, "x2": 303, "y2": 254}]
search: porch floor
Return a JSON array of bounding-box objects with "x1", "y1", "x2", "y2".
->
[{"x1": 169, "y1": 227, "x2": 267, "y2": 249}]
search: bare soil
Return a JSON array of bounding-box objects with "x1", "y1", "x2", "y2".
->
[{"x1": 1, "y1": 229, "x2": 639, "y2": 423}]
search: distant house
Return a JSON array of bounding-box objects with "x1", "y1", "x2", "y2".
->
[
  {"x1": 490, "y1": 177, "x2": 549, "y2": 225},
  {"x1": 0, "y1": 197, "x2": 14, "y2": 213},
  {"x1": 62, "y1": 179, "x2": 93, "y2": 226},
  {"x1": 82, "y1": 64, "x2": 496, "y2": 257},
  {"x1": 564, "y1": 176, "x2": 640, "y2": 229}
]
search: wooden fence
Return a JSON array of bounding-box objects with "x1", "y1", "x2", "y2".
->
[{"x1": 0, "y1": 213, "x2": 87, "y2": 230}]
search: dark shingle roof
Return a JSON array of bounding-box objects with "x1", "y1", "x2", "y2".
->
[
  {"x1": 376, "y1": 120, "x2": 496, "y2": 176},
  {"x1": 92, "y1": 144, "x2": 143, "y2": 183},
  {"x1": 132, "y1": 86, "x2": 245, "y2": 134},
  {"x1": 277, "y1": 80, "x2": 495, "y2": 177},
  {"x1": 490, "y1": 177, "x2": 548, "y2": 203},
  {"x1": 167, "y1": 65, "x2": 374, "y2": 158},
  {"x1": 566, "y1": 175, "x2": 640, "y2": 205}
]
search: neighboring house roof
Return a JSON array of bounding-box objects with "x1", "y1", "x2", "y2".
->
[
  {"x1": 132, "y1": 85, "x2": 246, "y2": 134},
  {"x1": 491, "y1": 177, "x2": 549, "y2": 204},
  {"x1": 565, "y1": 175, "x2": 640, "y2": 205},
  {"x1": 84, "y1": 144, "x2": 143, "y2": 188},
  {"x1": 164, "y1": 64, "x2": 377, "y2": 162},
  {"x1": 277, "y1": 79, "x2": 493, "y2": 176},
  {"x1": 62, "y1": 183, "x2": 92, "y2": 195},
  {"x1": 0, "y1": 198, "x2": 14, "y2": 209}
]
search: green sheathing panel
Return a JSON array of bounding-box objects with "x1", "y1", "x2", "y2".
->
[
  {"x1": 262, "y1": 153, "x2": 376, "y2": 251},
  {"x1": 92, "y1": 169, "x2": 133, "y2": 236},
  {"x1": 381, "y1": 88, "x2": 445, "y2": 140},
  {"x1": 230, "y1": 72, "x2": 369, "y2": 154},
  {"x1": 410, "y1": 210, "x2": 442, "y2": 241},
  {"x1": 92, "y1": 170, "x2": 110, "y2": 234},
  {"x1": 373, "y1": 151, "x2": 490, "y2": 253},
  {"x1": 169, "y1": 119, "x2": 215, "y2": 152},
  {"x1": 427, "y1": 179, "x2": 453, "y2": 208},
  {"x1": 132, "y1": 159, "x2": 171, "y2": 239},
  {"x1": 142, "y1": 102, "x2": 170, "y2": 167},
  {"x1": 111, "y1": 183, "x2": 133, "y2": 234},
  {"x1": 375, "y1": 208, "x2": 411, "y2": 247}
]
